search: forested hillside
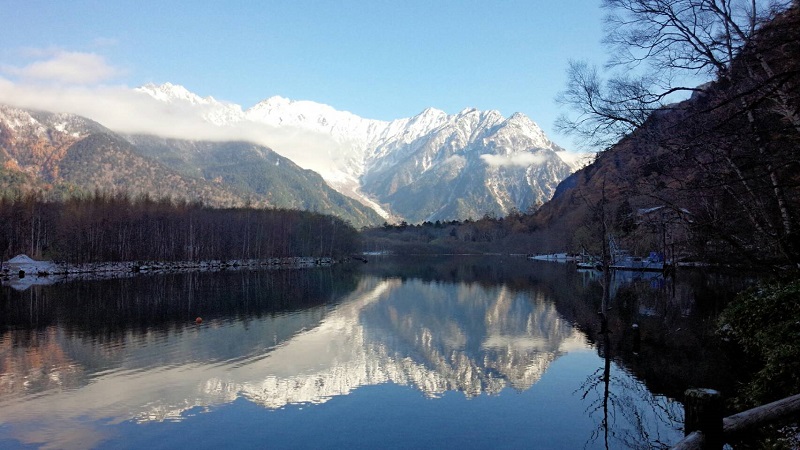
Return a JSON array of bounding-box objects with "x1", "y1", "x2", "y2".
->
[
  {"x1": 534, "y1": 2, "x2": 800, "y2": 267},
  {"x1": 0, "y1": 106, "x2": 383, "y2": 228},
  {"x1": 360, "y1": 211, "x2": 540, "y2": 255},
  {"x1": 124, "y1": 135, "x2": 382, "y2": 227}
]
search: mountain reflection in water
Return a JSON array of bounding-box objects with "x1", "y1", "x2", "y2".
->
[{"x1": 0, "y1": 256, "x2": 741, "y2": 449}]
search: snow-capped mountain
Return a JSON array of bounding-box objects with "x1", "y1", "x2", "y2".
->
[
  {"x1": 136, "y1": 82, "x2": 245, "y2": 126},
  {"x1": 136, "y1": 83, "x2": 576, "y2": 222}
]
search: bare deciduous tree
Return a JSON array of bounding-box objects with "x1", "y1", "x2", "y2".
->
[{"x1": 556, "y1": 0, "x2": 793, "y2": 147}]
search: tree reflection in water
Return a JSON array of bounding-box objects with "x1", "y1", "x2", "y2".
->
[
  {"x1": 574, "y1": 266, "x2": 736, "y2": 450},
  {"x1": 578, "y1": 325, "x2": 684, "y2": 450}
]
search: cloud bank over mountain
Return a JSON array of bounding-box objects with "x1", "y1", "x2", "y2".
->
[{"x1": 0, "y1": 69, "x2": 348, "y2": 178}]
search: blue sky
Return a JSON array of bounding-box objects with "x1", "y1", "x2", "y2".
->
[{"x1": 1, "y1": 0, "x2": 606, "y2": 147}]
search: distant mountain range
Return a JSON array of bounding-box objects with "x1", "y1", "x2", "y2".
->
[{"x1": 1, "y1": 83, "x2": 581, "y2": 224}]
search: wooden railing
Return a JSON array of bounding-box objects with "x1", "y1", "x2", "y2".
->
[{"x1": 671, "y1": 389, "x2": 800, "y2": 449}]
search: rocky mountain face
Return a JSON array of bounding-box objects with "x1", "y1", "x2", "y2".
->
[
  {"x1": 0, "y1": 105, "x2": 383, "y2": 227},
  {"x1": 359, "y1": 109, "x2": 572, "y2": 222},
  {"x1": 137, "y1": 83, "x2": 577, "y2": 222},
  {"x1": 124, "y1": 135, "x2": 383, "y2": 226}
]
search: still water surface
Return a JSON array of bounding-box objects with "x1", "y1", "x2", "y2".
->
[{"x1": 0, "y1": 256, "x2": 747, "y2": 449}]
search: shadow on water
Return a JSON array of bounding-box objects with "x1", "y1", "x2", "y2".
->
[
  {"x1": 0, "y1": 257, "x2": 754, "y2": 403},
  {"x1": 0, "y1": 267, "x2": 360, "y2": 380},
  {"x1": 361, "y1": 255, "x2": 756, "y2": 449},
  {"x1": 580, "y1": 267, "x2": 754, "y2": 400}
]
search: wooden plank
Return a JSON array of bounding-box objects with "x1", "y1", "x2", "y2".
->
[{"x1": 723, "y1": 393, "x2": 800, "y2": 434}]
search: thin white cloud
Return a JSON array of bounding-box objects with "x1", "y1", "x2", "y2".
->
[
  {"x1": 480, "y1": 152, "x2": 547, "y2": 167},
  {"x1": 2, "y1": 51, "x2": 122, "y2": 85},
  {"x1": 0, "y1": 48, "x2": 361, "y2": 182},
  {"x1": 555, "y1": 150, "x2": 594, "y2": 170},
  {"x1": 0, "y1": 75, "x2": 346, "y2": 180}
]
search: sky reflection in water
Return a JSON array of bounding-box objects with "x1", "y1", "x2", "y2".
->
[{"x1": 0, "y1": 258, "x2": 686, "y2": 449}]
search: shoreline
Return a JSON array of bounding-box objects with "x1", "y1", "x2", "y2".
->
[{"x1": 1, "y1": 257, "x2": 338, "y2": 291}]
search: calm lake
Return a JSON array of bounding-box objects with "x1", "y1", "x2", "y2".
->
[{"x1": 0, "y1": 256, "x2": 751, "y2": 449}]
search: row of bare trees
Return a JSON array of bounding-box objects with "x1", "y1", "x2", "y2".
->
[{"x1": 0, "y1": 193, "x2": 359, "y2": 263}]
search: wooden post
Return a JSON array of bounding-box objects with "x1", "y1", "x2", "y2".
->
[
  {"x1": 673, "y1": 392, "x2": 800, "y2": 449},
  {"x1": 684, "y1": 388, "x2": 723, "y2": 449}
]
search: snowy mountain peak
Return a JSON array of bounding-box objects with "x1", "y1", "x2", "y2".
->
[
  {"x1": 505, "y1": 112, "x2": 545, "y2": 135},
  {"x1": 135, "y1": 83, "x2": 244, "y2": 126},
  {"x1": 250, "y1": 95, "x2": 358, "y2": 119},
  {"x1": 259, "y1": 95, "x2": 292, "y2": 107},
  {"x1": 418, "y1": 106, "x2": 447, "y2": 118},
  {"x1": 452, "y1": 107, "x2": 505, "y2": 125},
  {"x1": 246, "y1": 95, "x2": 379, "y2": 134},
  {"x1": 402, "y1": 108, "x2": 448, "y2": 132},
  {"x1": 508, "y1": 111, "x2": 534, "y2": 124},
  {"x1": 137, "y1": 82, "x2": 210, "y2": 105}
]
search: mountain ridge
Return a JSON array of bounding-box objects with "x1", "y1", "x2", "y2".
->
[
  {"x1": 136, "y1": 83, "x2": 578, "y2": 222},
  {"x1": 2, "y1": 83, "x2": 582, "y2": 223}
]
